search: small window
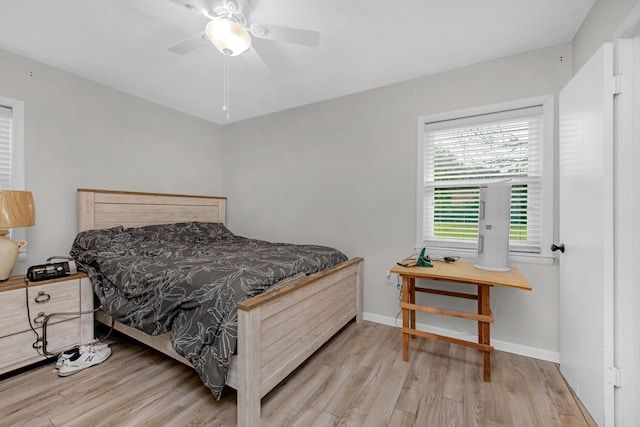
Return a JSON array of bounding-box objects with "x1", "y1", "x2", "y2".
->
[
  {"x1": 0, "y1": 97, "x2": 27, "y2": 250},
  {"x1": 417, "y1": 96, "x2": 554, "y2": 262}
]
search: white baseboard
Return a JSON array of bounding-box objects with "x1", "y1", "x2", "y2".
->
[{"x1": 363, "y1": 311, "x2": 559, "y2": 364}]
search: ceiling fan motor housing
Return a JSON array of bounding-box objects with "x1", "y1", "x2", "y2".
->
[
  {"x1": 168, "y1": 0, "x2": 321, "y2": 57},
  {"x1": 212, "y1": 0, "x2": 249, "y2": 27}
]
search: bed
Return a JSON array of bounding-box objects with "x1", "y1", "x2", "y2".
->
[{"x1": 74, "y1": 189, "x2": 363, "y2": 426}]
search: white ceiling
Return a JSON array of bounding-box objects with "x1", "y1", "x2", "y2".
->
[{"x1": 0, "y1": 0, "x2": 595, "y2": 125}]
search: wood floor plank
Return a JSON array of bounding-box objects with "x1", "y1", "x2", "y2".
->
[
  {"x1": 306, "y1": 353, "x2": 362, "y2": 413},
  {"x1": 510, "y1": 351, "x2": 564, "y2": 426},
  {"x1": 50, "y1": 363, "x2": 186, "y2": 426},
  {"x1": 361, "y1": 353, "x2": 412, "y2": 425},
  {"x1": 327, "y1": 345, "x2": 399, "y2": 424},
  {"x1": 262, "y1": 364, "x2": 334, "y2": 426},
  {"x1": 487, "y1": 350, "x2": 517, "y2": 426},
  {"x1": 0, "y1": 383, "x2": 66, "y2": 427},
  {"x1": 321, "y1": 325, "x2": 398, "y2": 419},
  {"x1": 393, "y1": 337, "x2": 431, "y2": 415},
  {"x1": 535, "y1": 358, "x2": 598, "y2": 426},
  {"x1": 313, "y1": 320, "x2": 375, "y2": 368},
  {"x1": 388, "y1": 408, "x2": 416, "y2": 427},
  {"x1": 106, "y1": 372, "x2": 208, "y2": 425},
  {"x1": 443, "y1": 342, "x2": 467, "y2": 403},
  {"x1": 463, "y1": 343, "x2": 490, "y2": 427},
  {"x1": 442, "y1": 397, "x2": 464, "y2": 427},
  {"x1": 414, "y1": 339, "x2": 451, "y2": 426},
  {"x1": 0, "y1": 321, "x2": 595, "y2": 426},
  {"x1": 310, "y1": 411, "x2": 339, "y2": 426}
]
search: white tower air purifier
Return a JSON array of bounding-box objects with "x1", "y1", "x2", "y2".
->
[{"x1": 475, "y1": 183, "x2": 512, "y2": 272}]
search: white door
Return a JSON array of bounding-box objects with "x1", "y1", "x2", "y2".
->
[
  {"x1": 613, "y1": 25, "x2": 640, "y2": 427},
  {"x1": 558, "y1": 43, "x2": 615, "y2": 426}
]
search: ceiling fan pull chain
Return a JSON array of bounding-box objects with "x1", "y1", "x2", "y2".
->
[{"x1": 223, "y1": 55, "x2": 230, "y2": 120}]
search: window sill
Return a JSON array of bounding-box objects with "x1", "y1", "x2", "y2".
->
[{"x1": 416, "y1": 246, "x2": 555, "y2": 266}]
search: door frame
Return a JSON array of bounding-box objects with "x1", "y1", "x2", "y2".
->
[{"x1": 612, "y1": 4, "x2": 640, "y2": 426}]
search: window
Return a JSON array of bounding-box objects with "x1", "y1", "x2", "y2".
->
[
  {"x1": 417, "y1": 96, "x2": 554, "y2": 262},
  {"x1": 0, "y1": 97, "x2": 27, "y2": 250}
]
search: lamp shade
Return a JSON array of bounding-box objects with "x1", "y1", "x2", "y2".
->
[
  {"x1": 205, "y1": 19, "x2": 251, "y2": 56},
  {"x1": 0, "y1": 190, "x2": 35, "y2": 228}
]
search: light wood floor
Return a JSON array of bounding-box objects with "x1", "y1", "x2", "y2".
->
[{"x1": 0, "y1": 321, "x2": 596, "y2": 427}]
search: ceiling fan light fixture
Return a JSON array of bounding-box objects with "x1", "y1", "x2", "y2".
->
[{"x1": 205, "y1": 19, "x2": 251, "y2": 56}]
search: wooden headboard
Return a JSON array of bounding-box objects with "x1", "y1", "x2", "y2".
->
[{"x1": 77, "y1": 189, "x2": 226, "y2": 232}]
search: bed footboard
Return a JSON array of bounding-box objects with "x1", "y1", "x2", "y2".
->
[
  {"x1": 234, "y1": 257, "x2": 363, "y2": 427},
  {"x1": 95, "y1": 257, "x2": 363, "y2": 426}
]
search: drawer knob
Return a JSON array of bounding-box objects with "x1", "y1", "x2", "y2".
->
[
  {"x1": 34, "y1": 291, "x2": 51, "y2": 303},
  {"x1": 33, "y1": 312, "x2": 46, "y2": 325}
]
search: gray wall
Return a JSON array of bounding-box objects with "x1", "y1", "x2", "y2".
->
[
  {"x1": 0, "y1": 48, "x2": 223, "y2": 272},
  {"x1": 221, "y1": 43, "x2": 571, "y2": 359},
  {"x1": 221, "y1": 0, "x2": 639, "y2": 362}
]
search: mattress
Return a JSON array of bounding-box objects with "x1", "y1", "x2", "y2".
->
[{"x1": 70, "y1": 221, "x2": 348, "y2": 398}]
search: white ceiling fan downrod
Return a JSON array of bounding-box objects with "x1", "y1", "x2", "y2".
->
[{"x1": 222, "y1": 54, "x2": 230, "y2": 121}]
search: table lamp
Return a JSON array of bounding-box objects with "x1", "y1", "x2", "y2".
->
[{"x1": 0, "y1": 190, "x2": 35, "y2": 281}]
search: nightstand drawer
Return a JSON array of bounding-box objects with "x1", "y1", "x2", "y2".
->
[
  {"x1": 0, "y1": 318, "x2": 80, "y2": 374},
  {"x1": 0, "y1": 274, "x2": 93, "y2": 375},
  {"x1": 0, "y1": 279, "x2": 80, "y2": 337}
]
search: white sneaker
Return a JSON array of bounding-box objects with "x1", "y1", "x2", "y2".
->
[
  {"x1": 55, "y1": 342, "x2": 110, "y2": 370},
  {"x1": 58, "y1": 343, "x2": 112, "y2": 376}
]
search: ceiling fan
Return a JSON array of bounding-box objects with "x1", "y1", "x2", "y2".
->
[{"x1": 167, "y1": 0, "x2": 320, "y2": 58}]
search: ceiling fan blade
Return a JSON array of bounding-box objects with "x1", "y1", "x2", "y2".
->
[
  {"x1": 168, "y1": 32, "x2": 208, "y2": 54},
  {"x1": 249, "y1": 23, "x2": 320, "y2": 47},
  {"x1": 168, "y1": 0, "x2": 215, "y2": 19},
  {"x1": 242, "y1": 46, "x2": 272, "y2": 75}
]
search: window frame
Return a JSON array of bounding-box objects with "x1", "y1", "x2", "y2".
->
[
  {"x1": 0, "y1": 96, "x2": 28, "y2": 258},
  {"x1": 416, "y1": 95, "x2": 554, "y2": 264}
]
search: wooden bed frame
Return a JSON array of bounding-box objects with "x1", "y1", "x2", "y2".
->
[{"x1": 76, "y1": 189, "x2": 363, "y2": 426}]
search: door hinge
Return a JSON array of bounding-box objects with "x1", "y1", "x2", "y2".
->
[
  {"x1": 607, "y1": 366, "x2": 622, "y2": 387},
  {"x1": 609, "y1": 75, "x2": 623, "y2": 95}
]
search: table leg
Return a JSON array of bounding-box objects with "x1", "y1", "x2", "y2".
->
[
  {"x1": 402, "y1": 276, "x2": 410, "y2": 362},
  {"x1": 478, "y1": 284, "x2": 491, "y2": 382},
  {"x1": 409, "y1": 277, "x2": 416, "y2": 338}
]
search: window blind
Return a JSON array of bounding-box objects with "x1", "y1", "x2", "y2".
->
[
  {"x1": 0, "y1": 105, "x2": 12, "y2": 190},
  {"x1": 422, "y1": 105, "x2": 543, "y2": 253}
]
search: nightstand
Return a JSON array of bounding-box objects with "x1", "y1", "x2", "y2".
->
[{"x1": 0, "y1": 273, "x2": 94, "y2": 375}]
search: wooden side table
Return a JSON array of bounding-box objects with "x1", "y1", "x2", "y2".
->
[
  {"x1": 0, "y1": 273, "x2": 93, "y2": 374},
  {"x1": 390, "y1": 261, "x2": 531, "y2": 382}
]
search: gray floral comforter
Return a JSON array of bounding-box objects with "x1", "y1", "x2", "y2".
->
[{"x1": 69, "y1": 222, "x2": 347, "y2": 399}]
